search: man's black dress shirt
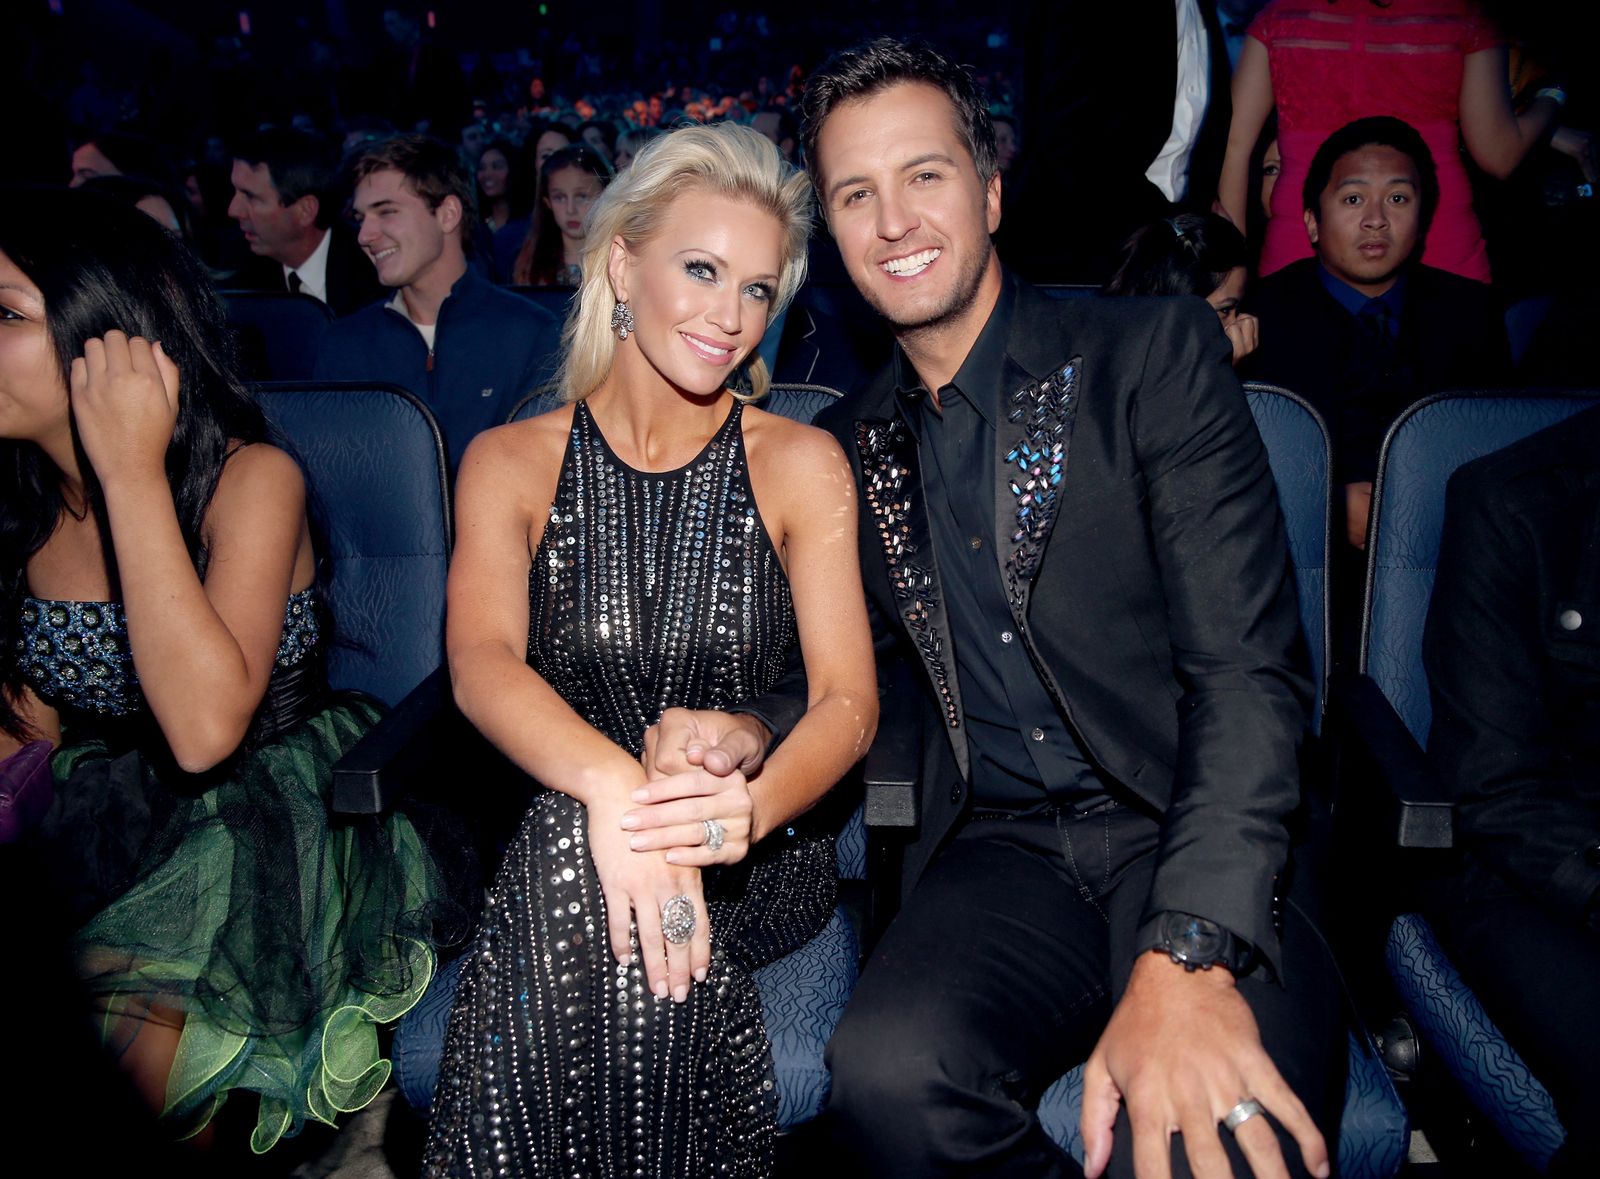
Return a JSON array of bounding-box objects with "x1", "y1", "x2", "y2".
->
[{"x1": 893, "y1": 282, "x2": 1112, "y2": 814}]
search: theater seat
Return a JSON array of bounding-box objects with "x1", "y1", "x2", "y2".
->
[
  {"x1": 225, "y1": 291, "x2": 335, "y2": 381},
  {"x1": 1336, "y1": 391, "x2": 1600, "y2": 1171}
]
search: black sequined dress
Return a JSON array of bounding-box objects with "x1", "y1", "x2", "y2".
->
[{"x1": 424, "y1": 401, "x2": 836, "y2": 1178}]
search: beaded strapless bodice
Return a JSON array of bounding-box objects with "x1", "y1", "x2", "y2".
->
[
  {"x1": 19, "y1": 588, "x2": 321, "y2": 717},
  {"x1": 529, "y1": 401, "x2": 795, "y2": 755}
]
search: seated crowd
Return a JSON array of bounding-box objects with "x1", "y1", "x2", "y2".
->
[{"x1": 3, "y1": 4, "x2": 1598, "y2": 1176}]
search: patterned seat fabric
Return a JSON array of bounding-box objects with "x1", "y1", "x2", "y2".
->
[{"x1": 1387, "y1": 913, "x2": 1563, "y2": 1171}]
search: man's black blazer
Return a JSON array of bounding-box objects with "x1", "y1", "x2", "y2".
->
[
  {"x1": 1245, "y1": 259, "x2": 1511, "y2": 485},
  {"x1": 1425, "y1": 404, "x2": 1600, "y2": 923},
  {"x1": 804, "y1": 276, "x2": 1311, "y2": 974},
  {"x1": 231, "y1": 223, "x2": 386, "y2": 319}
]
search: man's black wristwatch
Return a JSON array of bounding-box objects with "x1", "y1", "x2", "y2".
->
[{"x1": 1149, "y1": 911, "x2": 1256, "y2": 975}]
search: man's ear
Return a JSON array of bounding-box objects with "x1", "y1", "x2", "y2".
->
[
  {"x1": 1303, "y1": 207, "x2": 1319, "y2": 247},
  {"x1": 986, "y1": 169, "x2": 1003, "y2": 235},
  {"x1": 436, "y1": 193, "x2": 464, "y2": 235},
  {"x1": 290, "y1": 193, "x2": 320, "y2": 230},
  {"x1": 607, "y1": 235, "x2": 632, "y2": 303}
]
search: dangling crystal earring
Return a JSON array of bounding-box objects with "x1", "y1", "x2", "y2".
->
[{"x1": 611, "y1": 300, "x2": 635, "y2": 340}]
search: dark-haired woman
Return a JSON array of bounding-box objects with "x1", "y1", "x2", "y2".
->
[
  {"x1": 475, "y1": 138, "x2": 532, "y2": 282},
  {"x1": 1103, "y1": 213, "x2": 1260, "y2": 365},
  {"x1": 0, "y1": 190, "x2": 445, "y2": 1152},
  {"x1": 512, "y1": 143, "x2": 613, "y2": 287}
]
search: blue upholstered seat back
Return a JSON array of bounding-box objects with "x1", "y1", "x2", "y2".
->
[
  {"x1": 257, "y1": 382, "x2": 452, "y2": 707},
  {"x1": 224, "y1": 291, "x2": 334, "y2": 381},
  {"x1": 1244, "y1": 383, "x2": 1332, "y2": 731},
  {"x1": 1363, "y1": 392, "x2": 1600, "y2": 746}
]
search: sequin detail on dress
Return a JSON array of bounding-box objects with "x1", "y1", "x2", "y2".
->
[
  {"x1": 19, "y1": 587, "x2": 320, "y2": 717},
  {"x1": 424, "y1": 401, "x2": 835, "y2": 1178}
]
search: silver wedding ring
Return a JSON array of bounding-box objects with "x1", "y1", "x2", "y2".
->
[
  {"x1": 702, "y1": 818, "x2": 725, "y2": 852},
  {"x1": 1222, "y1": 1099, "x2": 1266, "y2": 1133},
  {"x1": 661, "y1": 894, "x2": 696, "y2": 945}
]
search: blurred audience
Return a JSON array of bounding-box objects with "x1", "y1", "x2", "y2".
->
[{"x1": 615, "y1": 126, "x2": 667, "y2": 171}]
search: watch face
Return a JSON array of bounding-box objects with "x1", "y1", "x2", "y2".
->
[{"x1": 1162, "y1": 911, "x2": 1227, "y2": 962}]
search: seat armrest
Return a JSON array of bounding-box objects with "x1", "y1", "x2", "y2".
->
[
  {"x1": 863, "y1": 661, "x2": 921, "y2": 831},
  {"x1": 332, "y1": 665, "x2": 453, "y2": 814},
  {"x1": 1328, "y1": 671, "x2": 1454, "y2": 850}
]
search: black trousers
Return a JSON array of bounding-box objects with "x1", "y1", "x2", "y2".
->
[
  {"x1": 1441, "y1": 868, "x2": 1600, "y2": 1176},
  {"x1": 825, "y1": 803, "x2": 1346, "y2": 1178}
]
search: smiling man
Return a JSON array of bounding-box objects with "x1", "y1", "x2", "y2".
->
[
  {"x1": 312, "y1": 134, "x2": 561, "y2": 476},
  {"x1": 785, "y1": 38, "x2": 1342, "y2": 1179}
]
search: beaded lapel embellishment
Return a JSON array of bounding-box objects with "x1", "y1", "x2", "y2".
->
[
  {"x1": 856, "y1": 418, "x2": 961, "y2": 729},
  {"x1": 1001, "y1": 358, "x2": 1081, "y2": 614}
]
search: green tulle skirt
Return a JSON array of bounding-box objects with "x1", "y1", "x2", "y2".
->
[{"x1": 49, "y1": 699, "x2": 442, "y2": 1153}]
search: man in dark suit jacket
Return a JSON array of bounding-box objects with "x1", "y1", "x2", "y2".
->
[
  {"x1": 648, "y1": 39, "x2": 1341, "y2": 1179},
  {"x1": 1424, "y1": 404, "x2": 1600, "y2": 1174},
  {"x1": 1246, "y1": 117, "x2": 1511, "y2": 667},
  {"x1": 226, "y1": 128, "x2": 386, "y2": 318},
  {"x1": 1246, "y1": 117, "x2": 1511, "y2": 546}
]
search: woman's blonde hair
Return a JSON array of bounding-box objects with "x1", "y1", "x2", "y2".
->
[{"x1": 556, "y1": 122, "x2": 813, "y2": 403}]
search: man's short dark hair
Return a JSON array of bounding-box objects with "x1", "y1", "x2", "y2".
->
[
  {"x1": 233, "y1": 127, "x2": 339, "y2": 228},
  {"x1": 1302, "y1": 116, "x2": 1439, "y2": 235},
  {"x1": 348, "y1": 133, "x2": 477, "y2": 246},
  {"x1": 798, "y1": 37, "x2": 998, "y2": 187}
]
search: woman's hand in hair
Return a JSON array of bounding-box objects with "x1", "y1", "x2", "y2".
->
[{"x1": 69, "y1": 330, "x2": 180, "y2": 489}]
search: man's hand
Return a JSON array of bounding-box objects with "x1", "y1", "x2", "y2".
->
[
  {"x1": 640, "y1": 708, "x2": 771, "y2": 780},
  {"x1": 1080, "y1": 953, "x2": 1328, "y2": 1179}
]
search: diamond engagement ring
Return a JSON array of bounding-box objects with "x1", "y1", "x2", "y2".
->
[
  {"x1": 702, "y1": 818, "x2": 725, "y2": 852},
  {"x1": 1221, "y1": 1099, "x2": 1266, "y2": 1132},
  {"x1": 661, "y1": 894, "x2": 696, "y2": 944}
]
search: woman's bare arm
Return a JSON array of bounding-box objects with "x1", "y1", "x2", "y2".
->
[
  {"x1": 1218, "y1": 37, "x2": 1275, "y2": 229},
  {"x1": 1460, "y1": 46, "x2": 1562, "y2": 180}
]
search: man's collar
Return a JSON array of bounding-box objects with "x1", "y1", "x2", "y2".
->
[
  {"x1": 284, "y1": 226, "x2": 332, "y2": 300},
  {"x1": 892, "y1": 275, "x2": 1017, "y2": 427},
  {"x1": 1316, "y1": 260, "x2": 1409, "y2": 318}
]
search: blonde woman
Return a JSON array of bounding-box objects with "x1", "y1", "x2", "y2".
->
[{"x1": 424, "y1": 123, "x2": 876, "y2": 1177}]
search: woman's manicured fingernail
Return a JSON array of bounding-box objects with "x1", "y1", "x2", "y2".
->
[
  {"x1": 694, "y1": 967, "x2": 708, "y2": 983},
  {"x1": 673, "y1": 985, "x2": 689, "y2": 1004},
  {"x1": 619, "y1": 812, "x2": 640, "y2": 829},
  {"x1": 652, "y1": 980, "x2": 667, "y2": 999},
  {"x1": 631, "y1": 788, "x2": 650, "y2": 802},
  {"x1": 629, "y1": 836, "x2": 646, "y2": 850}
]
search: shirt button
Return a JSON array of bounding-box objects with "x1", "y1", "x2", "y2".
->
[
  {"x1": 969, "y1": 536, "x2": 983, "y2": 551},
  {"x1": 1559, "y1": 608, "x2": 1583, "y2": 631},
  {"x1": 1030, "y1": 727, "x2": 1045, "y2": 742},
  {"x1": 1000, "y1": 631, "x2": 1014, "y2": 644}
]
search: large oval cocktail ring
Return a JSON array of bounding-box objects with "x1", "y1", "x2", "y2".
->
[{"x1": 661, "y1": 894, "x2": 696, "y2": 945}]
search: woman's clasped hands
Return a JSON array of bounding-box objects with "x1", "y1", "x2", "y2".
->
[{"x1": 593, "y1": 708, "x2": 762, "y2": 1005}]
